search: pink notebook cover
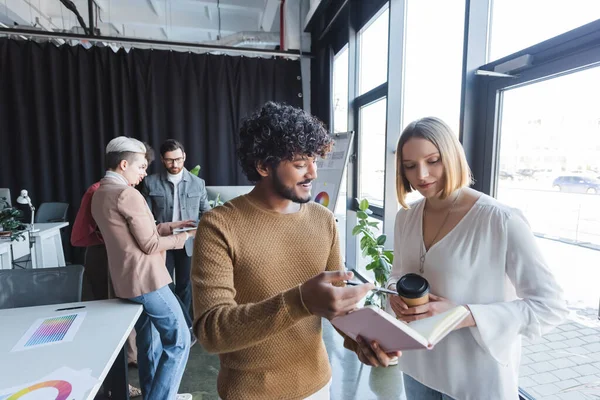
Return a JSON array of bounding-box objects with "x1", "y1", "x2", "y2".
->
[{"x1": 331, "y1": 306, "x2": 430, "y2": 352}]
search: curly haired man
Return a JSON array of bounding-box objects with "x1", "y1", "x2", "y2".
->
[{"x1": 191, "y1": 102, "x2": 374, "y2": 400}]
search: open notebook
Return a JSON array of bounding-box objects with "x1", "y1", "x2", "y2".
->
[{"x1": 331, "y1": 305, "x2": 470, "y2": 352}]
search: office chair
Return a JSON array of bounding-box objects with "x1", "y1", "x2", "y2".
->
[
  {"x1": 0, "y1": 265, "x2": 84, "y2": 309},
  {"x1": 0, "y1": 188, "x2": 11, "y2": 209},
  {"x1": 35, "y1": 202, "x2": 69, "y2": 223}
]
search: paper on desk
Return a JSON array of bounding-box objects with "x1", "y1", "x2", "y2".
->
[
  {"x1": 0, "y1": 366, "x2": 98, "y2": 400},
  {"x1": 11, "y1": 312, "x2": 86, "y2": 352}
]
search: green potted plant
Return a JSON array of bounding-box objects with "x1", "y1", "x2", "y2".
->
[
  {"x1": 352, "y1": 198, "x2": 399, "y2": 366},
  {"x1": 208, "y1": 194, "x2": 224, "y2": 208},
  {"x1": 189, "y1": 165, "x2": 201, "y2": 177},
  {"x1": 351, "y1": 198, "x2": 394, "y2": 309},
  {"x1": 189, "y1": 165, "x2": 224, "y2": 209},
  {"x1": 0, "y1": 197, "x2": 26, "y2": 241}
]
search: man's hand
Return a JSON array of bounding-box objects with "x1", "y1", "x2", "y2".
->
[
  {"x1": 355, "y1": 336, "x2": 401, "y2": 367},
  {"x1": 300, "y1": 271, "x2": 374, "y2": 320}
]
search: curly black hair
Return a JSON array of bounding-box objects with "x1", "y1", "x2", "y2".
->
[{"x1": 238, "y1": 102, "x2": 333, "y2": 182}]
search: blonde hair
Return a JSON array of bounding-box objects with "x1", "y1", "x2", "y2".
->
[
  {"x1": 395, "y1": 117, "x2": 472, "y2": 209},
  {"x1": 105, "y1": 136, "x2": 146, "y2": 154}
]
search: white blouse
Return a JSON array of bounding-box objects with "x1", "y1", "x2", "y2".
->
[{"x1": 387, "y1": 194, "x2": 568, "y2": 400}]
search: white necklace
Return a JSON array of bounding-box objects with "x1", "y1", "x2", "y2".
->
[{"x1": 419, "y1": 189, "x2": 462, "y2": 274}]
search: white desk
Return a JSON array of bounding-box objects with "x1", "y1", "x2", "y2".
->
[
  {"x1": 30, "y1": 222, "x2": 69, "y2": 268},
  {"x1": 0, "y1": 241, "x2": 11, "y2": 270},
  {"x1": 0, "y1": 299, "x2": 142, "y2": 399}
]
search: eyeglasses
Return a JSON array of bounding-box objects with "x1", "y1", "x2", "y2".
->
[{"x1": 163, "y1": 157, "x2": 184, "y2": 165}]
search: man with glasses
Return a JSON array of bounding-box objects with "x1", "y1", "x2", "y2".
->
[{"x1": 141, "y1": 139, "x2": 210, "y2": 328}]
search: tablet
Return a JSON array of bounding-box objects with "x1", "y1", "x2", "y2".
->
[{"x1": 173, "y1": 227, "x2": 196, "y2": 233}]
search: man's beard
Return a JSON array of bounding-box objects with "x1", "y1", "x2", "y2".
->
[{"x1": 272, "y1": 171, "x2": 312, "y2": 204}]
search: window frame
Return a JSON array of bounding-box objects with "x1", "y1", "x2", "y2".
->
[{"x1": 468, "y1": 21, "x2": 600, "y2": 195}]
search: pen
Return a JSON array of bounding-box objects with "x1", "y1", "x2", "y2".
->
[
  {"x1": 55, "y1": 306, "x2": 86, "y2": 311},
  {"x1": 345, "y1": 281, "x2": 397, "y2": 295}
]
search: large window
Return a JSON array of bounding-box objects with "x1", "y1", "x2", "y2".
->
[
  {"x1": 358, "y1": 7, "x2": 389, "y2": 95},
  {"x1": 358, "y1": 98, "x2": 387, "y2": 208},
  {"x1": 489, "y1": 0, "x2": 600, "y2": 61},
  {"x1": 402, "y1": 0, "x2": 465, "y2": 134},
  {"x1": 333, "y1": 46, "x2": 349, "y2": 134},
  {"x1": 332, "y1": 46, "x2": 350, "y2": 260},
  {"x1": 494, "y1": 64, "x2": 600, "y2": 400}
]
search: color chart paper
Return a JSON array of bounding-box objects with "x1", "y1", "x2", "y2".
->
[
  {"x1": 11, "y1": 312, "x2": 86, "y2": 352},
  {"x1": 0, "y1": 366, "x2": 98, "y2": 400}
]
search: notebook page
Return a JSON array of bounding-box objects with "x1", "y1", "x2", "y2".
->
[{"x1": 408, "y1": 306, "x2": 469, "y2": 345}]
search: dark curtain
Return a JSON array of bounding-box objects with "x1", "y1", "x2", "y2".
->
[{"x1": 0, "y1": 38, "x2": 302, "y2": 262}]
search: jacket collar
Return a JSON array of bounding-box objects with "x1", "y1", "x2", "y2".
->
[
  {"x1": 103, "y1": 171, "x2": 129, "y2": 186},
  {"x1": 160, "y1": 168, "x2": 190, "y2": 182}
]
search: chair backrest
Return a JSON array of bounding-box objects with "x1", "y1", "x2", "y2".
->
[
  {"x1": 35, "y1": 202, "x2": 69, "y2": 223},
  {"x1": 0, "y1": 265, "x2": 84, "y2": 309},
  {"x1": 0, "y1": 188, "x2": 11, "y2": 209}
]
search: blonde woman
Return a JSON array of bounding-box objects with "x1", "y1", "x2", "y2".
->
[{"x1": 353, "y1": 117, "x2": 568, "y2": 399}]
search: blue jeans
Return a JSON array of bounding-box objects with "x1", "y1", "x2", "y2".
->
[
  {"x1": 129, "y1": 285, "x2": 191, "y2": 400},
  {"x1": 166, "y1": 249, "x2": 193, "y2": 326},
  {"x1": 403, "y1": 374, "x2": 455, "y2": 400}
]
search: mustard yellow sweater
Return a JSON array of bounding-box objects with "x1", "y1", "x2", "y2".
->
[{"x1": 191, "y1": 194, "x2": 342, "y2": 400}]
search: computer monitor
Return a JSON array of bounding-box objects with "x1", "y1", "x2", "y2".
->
[
  {"x1": 206, "y1": 186, "x2": 254, "y2": 203},
  {"x1": 0, "y1": 188, "x2": 11, "y2": 209}
]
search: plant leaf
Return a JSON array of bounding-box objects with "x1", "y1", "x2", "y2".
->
[
  {"x1": 359, "y1": 236, "x2": 368, "y2": 251},
  {"x1": 367, "y1": 247, "x2": 379, "y2": 257},
  {"x1": 367, "y1": 221, "x2": 379, "y2": 227},
  {"x1": 359, "y1": 198, "x2": 369, "y2": 211},
  {"x1": 379, "y1": 257, "x2": 389, "y2": 271},
  {"x1": 364, "y1": 292, "x2": 375, "y2": 306},
  {"x1": 376, "y1": 234, "x2": 386, "y2": 245},
  {"x1": 383, "y1": 250, "x2": 394, "y2": 263},
  {"x1": 351, "y1": 225, "x2": 362, "y2": 236},
  {"x1": 357, "y1": 211, "x2": 368, "y2": 220},
  {"x1": 189, "y1": 165, "x2": 201, "y2": 176},
  {"x1": 365, "y1": 260, "x2": 378, "y2": 271}
]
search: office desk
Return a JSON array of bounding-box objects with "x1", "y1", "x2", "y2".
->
[
  {"x1": 30, "y1": 222, "x2": 69, "y2": 268},
  {"x1": 0, "y1": 241, "x2": 11, "y2": 270},
  {"x1": 0, "y1": 299, "x2": 142, "y2": 399}
]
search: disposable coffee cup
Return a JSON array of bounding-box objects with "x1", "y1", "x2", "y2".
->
[{"x1": 396, "y1": 273, "x2": 430, "y2": 307}]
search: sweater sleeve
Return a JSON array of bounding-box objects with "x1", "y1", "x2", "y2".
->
[
  {"x1": 322, "y1": 213, "x2": 360, "y2": 351},
  {"x1": 467, "y1": 210, "x2": 568, "y2": 366},
  {"x1": 191, "y1": 211, "x2": 312, "y2": 354},
  {"x1": 326, "y1": 213, "x2": 343, "y2": 275}
]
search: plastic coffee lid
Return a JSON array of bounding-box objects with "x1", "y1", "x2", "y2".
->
[{"x1": 396, "y1": 273, "x2": 430, "y2": 298}]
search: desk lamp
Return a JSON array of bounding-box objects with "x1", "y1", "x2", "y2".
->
[{"x1": 16, "y1": 189, "x2": 39, "y2": 232}]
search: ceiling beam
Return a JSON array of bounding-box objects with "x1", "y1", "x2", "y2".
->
[
  {"x1": 184, "y1": 0, "x2": 263, "y2": 12},
  {"x1": 110, "y1": 22, "x2": 121, "y2": 34},
  {"x1": 93, "y1": 0, "x2": 110, "y2": 13},
  {"x1": 5, "y1": 1, "x2": 60, "y2": 31},
  {"x1": 47, "y1": 9, "x2": 260, "y2": 33},
  {"x1": 94, "y1": 21, "x2": 238, "y2": 36},
  {"x1": 3, "y1": 1, "x2": 64, "y2": 43},
  {"x1": 146, "y1": 0, "x2": 163, "y2": 17},
  {"x1": 260, "y1": 0, "x2": 279, "y2": 32}
]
